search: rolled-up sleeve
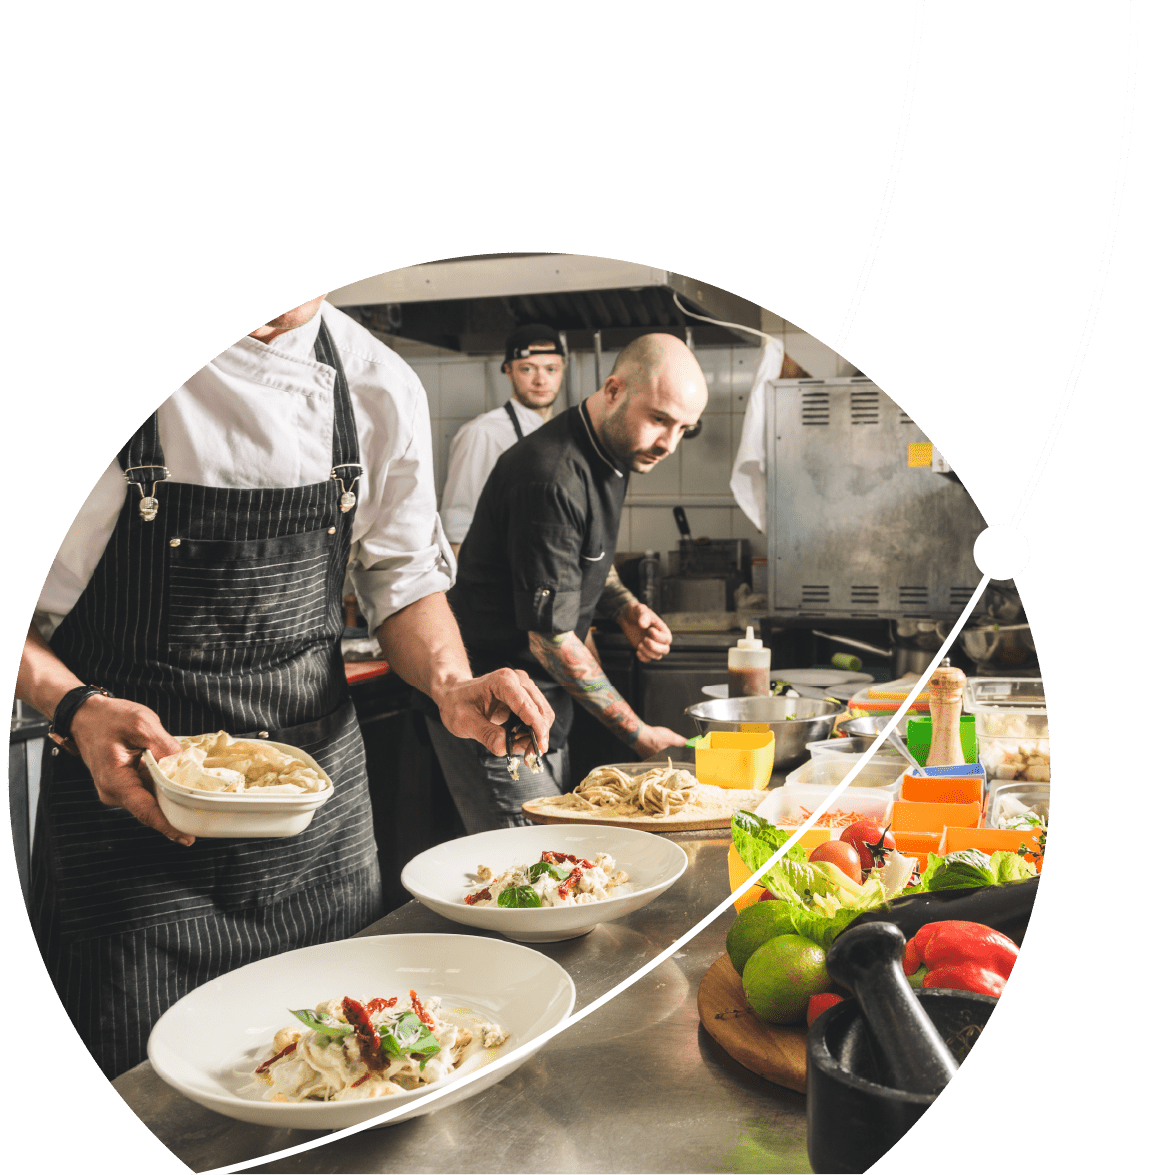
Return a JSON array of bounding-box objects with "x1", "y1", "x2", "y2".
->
[
  {"x1": 348, "y1": 362, "x2": 455, "y2": 633},
  {"x1": 506, "y1": 482, "x2": 585, "y2": 635}
]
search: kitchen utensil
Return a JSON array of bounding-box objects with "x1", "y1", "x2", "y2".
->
[
  {"x1": 926, "y1": 659, "x2": 967, "y2": 767},
  {"x1": 961, "y1": 622, "x2": 1035, "y2": 669},
  {"x1": 806, "y1": 978, "x2": 996, "y2": 1173},
  {"x1": 400, "y1": 824, "x2": 688, "y2": 943},
  {"x1": 146, "y1": 933, "x2": 575, "y2": 1130},
  {"x1": 984, "y1": 781, "x2": 1049, "y2": 830},
  {"x1": 784, "y1": 756, "x2": 905, "y2": 794},
  {"x1": 804, "y1": 736, "x2": 903, "y2": 762},
  {"x1": 673, "y1": 505, "x2": 692, "y2": 542},
  {"x1": 685, "y1": 695, "x2": 845, "y2": 772},
  {"x1": 142, "y1": 739, "x2": 334, "y2": 839},
  {"x1": 838, "y1": 714, "x2": 912, "y2": 744},
  {"x1": 701, "y1": 682, "x2": 825, "y2": 700}
]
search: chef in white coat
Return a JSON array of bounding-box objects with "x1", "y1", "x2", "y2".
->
[{"x1": 439, "y1": 324, "x2": 565, "y2": 553}]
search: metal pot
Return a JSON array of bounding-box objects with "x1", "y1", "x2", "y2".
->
[{"x1": 685, "y1": 695, "x2": 845, "y2": 772}]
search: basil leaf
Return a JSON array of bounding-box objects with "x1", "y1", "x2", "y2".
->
[
  {"x1": 528, "y1": 861, "x2": 570, "y2": 884},
  {"x1": 497, "y1": 885, "x2": 542, "y2": 908},
  {"x1": 379, "y1": 1012, "x2": 442, "y2": 1067},
  {"x1": 290, "y1": 1008, "x2": 354, "y2": 1040}
]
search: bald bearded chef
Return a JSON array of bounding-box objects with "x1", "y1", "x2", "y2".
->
[{"x1": 16, "y1": 296, "x2": 551, "y2": 1079}]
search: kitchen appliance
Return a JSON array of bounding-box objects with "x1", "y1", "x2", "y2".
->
[
  {"x1": 765, "y1": 378, "x2": 985, "y2": 624},
  {"x1": 660, "y1": 507, "x2": 749, "y2": 612}
]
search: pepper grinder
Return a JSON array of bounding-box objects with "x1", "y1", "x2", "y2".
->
[{"x1": 926, "y1": 657, "x2": 967, "y2": 767}]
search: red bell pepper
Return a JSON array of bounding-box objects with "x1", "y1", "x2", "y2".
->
[
  {"x1": 902, "y1": 920, "x2": 1018, "y2": 998},
  {"x1": 806, "y1": 993, "x2": 844, "y2": 1026}
]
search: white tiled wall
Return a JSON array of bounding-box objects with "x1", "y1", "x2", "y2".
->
[{"x1": 401, "y1": 324, "x2": 855, "y2": 561}]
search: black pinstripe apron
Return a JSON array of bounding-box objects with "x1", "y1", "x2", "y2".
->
[{"x1": 30, "y1": 322, "x2": 382, "y2": 1079}]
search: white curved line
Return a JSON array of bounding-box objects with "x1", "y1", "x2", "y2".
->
[
  {"x1": 832, "y1": 0, "x2": 921, "y2": 352},
  {"x1": 1010, "y1": 1, "x2": 1137, "y2": 528},
  {"x1": 193, "y1": 6, "x2": 1142, "y2": 1165}
]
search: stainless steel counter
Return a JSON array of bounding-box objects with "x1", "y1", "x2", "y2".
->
[{"x1": 112, "y1": 833, "x2": 812, "y2": 1174}]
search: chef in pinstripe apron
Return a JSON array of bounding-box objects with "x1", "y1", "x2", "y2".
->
[{"x1": 16, "y1": 296, "x2": 552, "y2": 1079}]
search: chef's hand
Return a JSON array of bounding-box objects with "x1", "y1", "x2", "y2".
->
[
  {"x1": 68, "y1": 696, "x2": 193, "y2": 846},
  {"x1": 618, "y1": 601, "x2": 672, "y2": 663},
  {"x1": 634, "y1": 724, "x2": 688, "y2": 758},
  {"x1": 435, "y1": 669, "x2": 555, "y2": 758}
]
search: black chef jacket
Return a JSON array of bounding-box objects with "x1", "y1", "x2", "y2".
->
[{"x1": 447, "y1": 401, "x2": 629, "y2": 748}]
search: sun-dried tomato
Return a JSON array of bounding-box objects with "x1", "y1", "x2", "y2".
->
[
  {"x1": 465, "y1": 887, "x2": 491, "y2": 905},
  {"x1": 558, "y1": 867, "x2": 584, "y2": 900},
  {"x1": 365, "y1": 997, "x2": 397, "y2": 1014},
  {"x1": 409, "y1": 990, "x2": 435, "y2": 1028},
  {"x1": 350, "y1": 1072, "x2": 373, "y2": 1088},
  {"x1": 254, "y1": 1041, "x2": 297, "y2": 1074},
  {"x1": 342, "y1": 995, "x2": 390, "y2": 1071}
]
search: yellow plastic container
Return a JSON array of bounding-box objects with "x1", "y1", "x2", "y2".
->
[
  {"x1": 727, "y1": 836, "x2": 831, "y2": 911},
  {"x1": 693, "y1": 731, "x2": 775, "y2": 790}
]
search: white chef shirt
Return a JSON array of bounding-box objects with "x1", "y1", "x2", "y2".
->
[
  {"x1": 439, "y1": 398, "x2": 546, "y2": 542},
  {"x1": 36, "y1": 301, "x2": 455, "y2": 638}
]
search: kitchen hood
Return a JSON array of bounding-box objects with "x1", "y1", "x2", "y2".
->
[{"x1": 327, "y1": 253, "x2": 765, "y2": 354}]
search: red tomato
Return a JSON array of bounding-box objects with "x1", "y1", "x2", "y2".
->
[
  {"x1": 808, "y1": 840, "x2": 863, "y2": 885},
  {"x1": 756, "y1": 890, "x2": 780, "y2": 902},
  {"x1": 840, "y1": 819, "x2": 896, "y2": 872},
  {"x1": 806, "y1": 992, "x2": 844, "y2": 1026}
]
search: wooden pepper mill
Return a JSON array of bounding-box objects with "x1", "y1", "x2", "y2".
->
[{"x1": 926, "y1": 658, "x2": 968, "y2": 767}]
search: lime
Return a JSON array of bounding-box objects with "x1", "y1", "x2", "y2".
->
[
  {"x1": 726, "y1": 901, "x2": 798, "y2": 975},
  {"x1": 742, "y1": 934, "x2": 831, "y2": 1024}
]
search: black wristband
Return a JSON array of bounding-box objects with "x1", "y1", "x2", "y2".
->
[{"x1": 50, "y1": 685, "x2": 110, "y2": 742}]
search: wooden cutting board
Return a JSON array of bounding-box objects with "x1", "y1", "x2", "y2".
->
[
  {"x1": 522, "y1": 787, "x2": 767, "y2": 834},
  {"x1": 697, "y1": 953, "x2": 808, "y2": 1094}
]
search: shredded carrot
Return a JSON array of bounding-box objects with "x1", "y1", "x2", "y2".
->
[{"x1": 779, "y1": 806, "x2": 872, "y2": 829}]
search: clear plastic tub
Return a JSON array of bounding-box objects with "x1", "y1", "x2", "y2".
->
[
  {"x1": 805, "y1": 737, "x2": 903, "y2": 762},
  {"x1": 785, "y1": 755, "x2": 905, "y2": 793},
  {"x1": 984, "y1": 782, "x2": 1050, "y2": 830},
  {"x1": 964, "y1": 677, "x2": 1046, "y2": 710},
  {"x1": 978, "y1": 735, "x2": 1050, "y2": 782},
  {"x1": 756, "y1": 782, "x2": 894, "y2": 834}
]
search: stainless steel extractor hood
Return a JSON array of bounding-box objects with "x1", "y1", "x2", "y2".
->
[{"x1": 327, "y1": 253, "x2": 764, "y2": 353}]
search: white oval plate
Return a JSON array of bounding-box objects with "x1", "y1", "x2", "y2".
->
[
  {"x1": 147, "y1": 933, "x2": 574, "y2": 1130},
  {"x1": 401, "y1": 824, "x2": 689, "y2": 943}
]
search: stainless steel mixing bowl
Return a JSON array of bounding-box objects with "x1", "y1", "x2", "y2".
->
[{"x1": 685, "y1": 695, "x2": 845, "y2": 771}]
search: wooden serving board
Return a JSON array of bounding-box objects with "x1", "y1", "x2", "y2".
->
[
  {"x1": 522, "y1": 788, "x2": 766, "y2": 834},
  {"x1": 697, "y1": 953, "x2": 808, "y2": 1094}
]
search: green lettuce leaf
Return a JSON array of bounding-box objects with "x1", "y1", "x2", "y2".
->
[
  {"x1": 730, "y1": 811, "x2": 838, "y2": 904},
  {"x1": 919, "y1": 849, "x2": 997, "y2": 891},
  {"x1": 990, "y1": 850, "x2": 1037, "y2": 883}
]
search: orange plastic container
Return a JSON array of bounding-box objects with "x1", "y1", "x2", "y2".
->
[
  {"x1": 900, "y1": 774, "x2": 984, "y2": 805},
  {"x1": 891, "y1": 830, "x2": 945, "y2": 871},
  {"x1": 727, "y1": 835, "x2": 831, "y2": 911},
  {"x1": 694, "y1": 731, "x2": 775, "y2": 790},
  {"x1": 940, "y1": 826, "x2": 1045, "y2": 872},
  {"x1": 892, "y1": 799, "x2": 981, "y2": 833}
]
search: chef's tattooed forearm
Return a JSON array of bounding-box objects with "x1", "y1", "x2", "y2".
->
[
  {"x1": 527, "y1": 630, "x2": 643, "y2": 745},
  {"x1": 596, "y1": 564, "x2": 637, "y2": 622}
]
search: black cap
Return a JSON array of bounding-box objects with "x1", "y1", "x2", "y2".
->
[{"x1": 501, "y1": 324, "x2": 565, "y2": 372}]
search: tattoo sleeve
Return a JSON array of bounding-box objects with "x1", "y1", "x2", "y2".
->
[
  {"x1": 596, "y1": 564, "x2": 637, "y2": 623},
  {"x1": 527, "y1": 630, "x2": 643, "y2": 746}
]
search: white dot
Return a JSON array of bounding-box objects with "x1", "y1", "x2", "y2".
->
[{"x1": 973, "y1": 526, "x2": 1030, "y2": 580}]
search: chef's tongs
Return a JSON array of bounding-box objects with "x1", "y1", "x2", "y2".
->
[{"x1": 504, "y1": 714, "x2": 545, "y2": 779}]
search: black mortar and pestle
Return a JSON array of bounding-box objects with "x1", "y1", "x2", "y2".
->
[{"x1": 806, "y1": 922, "x2": 998, "y2": 1173}]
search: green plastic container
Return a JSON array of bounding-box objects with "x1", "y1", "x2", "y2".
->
[{"x1": 906, "y1": 715, "x2": 978, "y2": 766}]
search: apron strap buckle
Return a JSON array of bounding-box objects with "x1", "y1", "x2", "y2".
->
[
  {"x1": 331, "y1": 464, "x2": 363, "y2": 514},
  {"x1": 123, "y1": 466, "x2": 171, "y2": 522}
]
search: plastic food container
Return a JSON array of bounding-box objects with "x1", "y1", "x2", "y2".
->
[
  {"x1": 901, "y1": 772, "x2": 984, "y2": 806},
  {"x1": 964, "y1": 677, "x2": 1046, "y2": 712},
  {"x1": 692, "y1": 730, "x2": 775, "y2": 790},
  {"x1": 805, "y1": 737, "x2": 903, "y2": 763},
  {"x1": 757, "y1": 782, "x2": 894, "y2": 833},
  {"x1": 938, "y1": 826, "x2": 1044, "y2": 871},
  {"x1": 891, "y1": 799, "x2": 981, "y2": 834},
  {"x1": 977, "y1": 735, "x2": 1050, "y2": 782},
  {"x1": 144, "y1": 738, "x2": 334, "y2": 838},
  {"x1": 984, "y1": 782, "x2": 1050, "y2": 830},
  {"x1": 785, "y1": 755, "x2": 905, "y2": 793}
]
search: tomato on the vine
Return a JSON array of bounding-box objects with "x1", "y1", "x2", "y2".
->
[
  {"x1": 840, "y1": 820, "x2": 896, "y2": 872},
  {"x1": 808, "y1": 840, "x2": 863, "y2": 884}
]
